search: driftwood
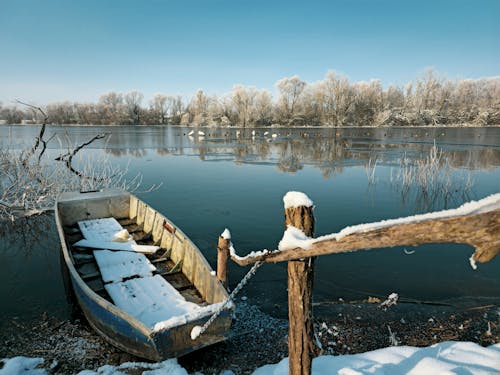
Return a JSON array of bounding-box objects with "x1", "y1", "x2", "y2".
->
[{"x1": 229, "y1": 206, "x2": 500, "y2": 266}]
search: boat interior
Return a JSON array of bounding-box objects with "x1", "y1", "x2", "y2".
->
[{"x1": 57, "y1": 191, "x2": 228, "y2": 330}]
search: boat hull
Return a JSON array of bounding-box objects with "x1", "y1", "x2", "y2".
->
[
  {"x1": 69, "y1": 268, "x2": 160, "y2": 360},
  {"x1": 56, "y1": 189, "x2": 232, "y2": 361}
]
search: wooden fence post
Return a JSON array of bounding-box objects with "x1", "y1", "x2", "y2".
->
[
  {"x1": 217, "y1": 231, "x2": 230, "y2": 288},
  {"x1": 284, "y1": 192, "x2": 318, "y2": 375}
]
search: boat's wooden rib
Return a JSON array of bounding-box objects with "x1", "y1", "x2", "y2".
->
[{"x1": 56, "y1": 189, "x2": 232, "y2": 361}]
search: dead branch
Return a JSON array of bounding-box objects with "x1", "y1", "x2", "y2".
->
[
  {"x1": 15, "y1": 100, "x2": 49, "y2": 163},
  {"x1": 55, "y1": 133, "x2": 108, "y2": 180}
]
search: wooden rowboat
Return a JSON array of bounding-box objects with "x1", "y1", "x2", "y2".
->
[{"x1": 55, "y1": 189, "x2": 232, "y2": 361}]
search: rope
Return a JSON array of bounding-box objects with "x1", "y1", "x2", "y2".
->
[{"x1": 191, "y1": 260, "x2": 264, "y2": 340}]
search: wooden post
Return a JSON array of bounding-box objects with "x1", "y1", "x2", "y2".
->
[
  {"x1": 284, "y1": 192, "x2": 318, "y2": 375},
  {"x1": 217, "y1": 233, "x2": 230, "y2": 288}
]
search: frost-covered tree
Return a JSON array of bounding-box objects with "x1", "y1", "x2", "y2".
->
[
  {"x1": 232, "y1": 85, "x2": 257, "y2": 127},
  {"x1": 275, "y1": 75, "x2": 306, "y2": 123},
  {"x1": 150, "y1": 94, "x2": 171, "y2": 124},
  {"x1": 320, "y1": 71, "x2": 355, "y2": 126},
  {"x1": 2, "y1": 70, "x2": 498, "y2": 126},
  {"x1": 98, "y1": 92, "x2": 124, "y2": 124},
  {"x1": 253, "y1": 90, "x2": 273, "y2": 126},
  {"x1": 124, "y1": 91, "x2": 144, "y2": 124},
  {"x1": 46, "y1": 101, "x2": 75, "y2": 124},
  {"x1": 352, "y1": 80, "x2": 383, "y2": 125}
]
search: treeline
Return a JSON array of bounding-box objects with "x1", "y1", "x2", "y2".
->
[{"x1": 1, "y1": 69, "x2": 499, "y2": 127}]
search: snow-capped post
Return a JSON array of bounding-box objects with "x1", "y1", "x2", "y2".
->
[
  {"x1": 283, "y1": 191, "x2": 319, "y2": 375},
  {"x1": 217, "y1": 229, "x2": 231, "y2": 288}
]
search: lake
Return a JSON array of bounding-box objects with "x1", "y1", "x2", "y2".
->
[{"x1": 1, "y1": 125, "x2": 499, "y2": 324}]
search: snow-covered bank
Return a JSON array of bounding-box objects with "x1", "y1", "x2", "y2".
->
[
  {"x1": 0, "y1": 357, "x2": 189, "y2": 375},
  {"x1": 1, "y1": 301, "x2": 498, "y2": 374},
  {"x1": 253, "y1": 342, "x2": 500, "y2": 375},
  {"x1": 2, "y1": 342, "x2": 499, "y2": 374}
]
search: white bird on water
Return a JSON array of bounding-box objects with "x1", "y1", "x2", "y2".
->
[
  {"x1": 198, "y1": 130, "x2": 205, "y2": 136},
  {"x1": 188, "y1": 130, "x2": 194, "y2": 136}
]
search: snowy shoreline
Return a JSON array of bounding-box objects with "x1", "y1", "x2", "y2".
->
[
  {"x1": 1, "y1": 301, "x2": 498, "y2": 374},
  {"x1": 3, "y1": 341, "x2": 499, "y2": 374}
]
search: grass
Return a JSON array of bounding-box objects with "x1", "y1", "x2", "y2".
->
[{"x1": 366, "y1": 142, "x2": 474, "y2": 212}]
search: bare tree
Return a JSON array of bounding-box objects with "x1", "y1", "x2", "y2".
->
[
  {"x1": 1, "y1": 71, "x2": 498, "y2": 127},
  {"x1": 352, "y1": 80, "x2": 383, "y2": 125},
  {"x1": 253, "y1": 90, "x2": 273, "y2": 126},
  {"x1": 276, "y1": 75, "x2": 306, "y2": 124},
  {"x1": 124, "y1": 91, "x2": 144, "y2": 124},
  {"x1": 98, "y1": 92, "x2": 124, "y2": 124},
  {"x1": 150, "y1": 94, "x2": 171, "y2": 124},
  {"x1": 232, "y1": 85, "x2": 257, "y2": 127},
  {"x1": 321, "y1": 71, "x2": 355, "y2": 126}
]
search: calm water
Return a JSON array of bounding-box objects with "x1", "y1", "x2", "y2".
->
[{"x1": 1, "y1": 125, "x2": 499, "y2": 323}]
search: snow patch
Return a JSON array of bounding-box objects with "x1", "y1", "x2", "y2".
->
[
  {"x1": 229, "y1": 243, "x2": 270, "y2": 261},
  {"x1": 112, "y1": 229, "x2": 132, "y2": 242},
  {"x1": 3, "y1": 342, "x2": 499, "y2": 375},
  {"x1": 77, "y1": 358, "x2": 189, "y2": 375},
  {"x1": 75, "y1": 218, "x2": 159, "y2": 253},
  {"x1": 278, "y1": 226, "x2": 313, "y2": 251},
  {"x1": 313, "y1": 193, "x2": 500, "y2": 243},
  {"x1": 379, "y1": 293, "x2": 399, "y2": 309},
  {"x1": 252, "y1": 342, "x2": 500, "y2": 375},
  {"x1": 469, "y1": 255, "x2": 478, "y2": 270},
  {"x1": 99, "y1": 273, "x2": 230, "y2": 331},
  {"x1": 0, "y1": 357, "x2": 46, "y2": 375},
  {"x1": 283, "y1": 191, "x2": 313, "y2": 209},
  {"x1": 190, "y1": 325, "x2": 202, "y2": 340},
  {"x1": 93, "y1": 250, "x2": 156, "y2": 283},
  {"x1": 221, "y1": 228, "x2": 231, "y2": 240}
]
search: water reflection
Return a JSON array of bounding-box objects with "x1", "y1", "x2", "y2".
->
[
  {"x1": 0, "y1": 215, "x2": 70, "y2": 323},
  {"x1": 88, "y1": 127, "x2": 500, "y2": 176},
  {"x1": 1, "y1": 125, "x2": 499, "y2": 321}
]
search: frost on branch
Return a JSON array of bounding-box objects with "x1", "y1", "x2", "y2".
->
[{"x1": 0, "y1": 102, "x2": 158, "y2": 221}]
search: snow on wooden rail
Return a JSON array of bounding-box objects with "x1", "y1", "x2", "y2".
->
[{"x1": 228, "y1": 193, "x2": 500, "y2": 267}]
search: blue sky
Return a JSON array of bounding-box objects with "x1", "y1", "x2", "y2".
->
[{"x1": 1, "y1": 0, "x2": 499, "y2": 105}]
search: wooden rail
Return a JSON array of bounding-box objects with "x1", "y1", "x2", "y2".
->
[
  {"x1": 217, "y1": 192, "x2": 500, "y2": 375},
  {"x1": 228, "y1": 199, "x2": 500, "y2": 267}
]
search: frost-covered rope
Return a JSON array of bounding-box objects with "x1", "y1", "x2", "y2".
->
[{"x1": 191, "y1": 260, "x2": 264, "y2": 340}]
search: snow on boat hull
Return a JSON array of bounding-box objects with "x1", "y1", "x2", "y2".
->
[{"x1": 56, "y1": 189, "x2": 232, "y2": 361}]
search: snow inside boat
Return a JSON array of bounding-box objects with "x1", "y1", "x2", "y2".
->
[{"x1": 55, "y1": 189, "x2": 233, "y2": 361}]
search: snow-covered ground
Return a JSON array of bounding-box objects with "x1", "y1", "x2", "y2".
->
[
  {"x1": 253, "y1": 342, "x2": 500, "y2": 375},
  {"x1": 2, "y1": 341, "x2": 499, "y2": 375}
]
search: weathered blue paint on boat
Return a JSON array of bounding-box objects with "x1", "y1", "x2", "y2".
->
[
  {"x1": 69, "y1": 268, "x2": 158, "y2": 359},
  {"x1": 56, "y1": 189, "x2": 232, "y2": 361}
]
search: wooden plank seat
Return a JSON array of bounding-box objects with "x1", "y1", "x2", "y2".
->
[
  {"x1": 104, "y1": 274, "x2": 221, "y2": 331},
  {"x1": 93, "y1": 250, "x2": 156, "y2": 283},
  {"x1": 73, "y1": 218, "x2": 160, "y2": 254}
]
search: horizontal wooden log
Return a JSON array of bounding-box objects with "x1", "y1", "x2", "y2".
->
[{"x1": 229, "y1": 208, "x2": 500, "y2": 266}]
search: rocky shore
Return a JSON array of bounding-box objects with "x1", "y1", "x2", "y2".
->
[{"x1": 1, "y1": 301, "x2": 498, "y2": 374}]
